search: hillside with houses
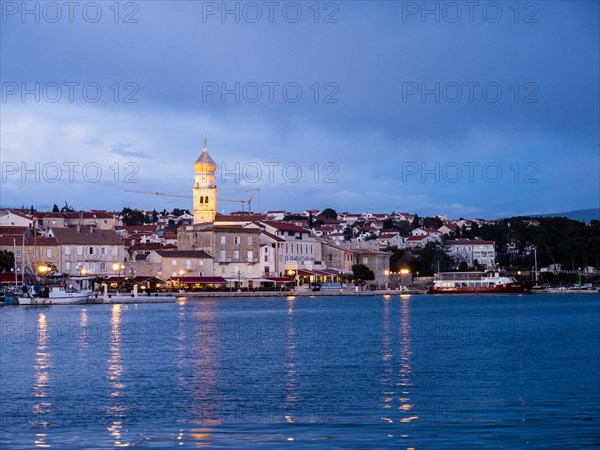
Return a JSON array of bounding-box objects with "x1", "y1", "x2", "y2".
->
[{"x1": 0, "y1": 207, "x2": 598, "y2": 291}]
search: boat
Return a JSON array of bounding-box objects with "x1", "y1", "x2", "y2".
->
[
  {"x1": 427, "y1": 270, "x2": 534, "y2": 294},
  {"x1": 17, "y1": 279, "x2": 91, "y2": 305}
]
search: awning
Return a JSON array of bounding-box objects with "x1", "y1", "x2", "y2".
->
[
  {"x1": 104, "y1": 276, "x2": 127, "y2": 283},
  {"x1": 296, "y1": 269, "x2": 339, "y2": 277},
  {"x1": 268, "y1": 277, "x2": 294, "y2": 283},
  {"x1": 132, "y1": 276, "x2": 165, "y2": 283},
  {"x1": 171, "y1": 276, "x2": 228, "y2": 284},
  {"x1": 0, "y1": 274, "x2": 21, "y2": 284}
]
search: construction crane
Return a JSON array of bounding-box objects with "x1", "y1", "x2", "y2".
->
[{"x1": 124, "y1": 188, "x2": 260, "y2": 212}]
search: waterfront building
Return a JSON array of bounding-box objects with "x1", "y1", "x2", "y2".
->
[
  {"x1": 446, "y1": 238, "x2": 496, "y2": 268},
  {"x1": 49, "y1": 227, "x2": 126, "y2": 276}
]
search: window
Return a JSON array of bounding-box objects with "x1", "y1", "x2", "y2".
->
[
  {"x1": 101, "y1": 247, "x2": 106, "y2": 255},
  {"x1": 186, "y1": 259, "x2": 192, "y2": 269},
  {"x1": 46, "y1": 248, "x2": 52, "y2": 258},
  {"x1": 221, "y1": 236, "x2": 226, "y2": 245},
  {"x1": 220, "y1": 250, "x2": 226, "y2": 260},
  {"x1": 172, "y1": 271, "x2": 177, "y2": 277},
  {"x1": 89, "y1": 262, "x2": 95, "y2": 270},
  {"x1": 172, "y1": 260, "x2": 177, "y2": 266},
  {"x1": 234, "y1": 236, "x2": 240, "y2": 245},
  {"x1": 31, "y1": 249, "x2": 37, "y2": 257},
  {"x1": 247, "y1": 250, "x2": 253, "y2": 261},
  {"x1": 77, "y1": 246, "x2": 83, "y2": 256},
  {"x1": 65, "y1": 262, "x2": 71, "y2": 270},
  {"x1": 264, "y1": 255, "x2": 268, "y2": 262},
  {"x1": 234, "y1": 250, "x2": 239, "y2": 260},
  {"x1": 100, "y1": 262, "x2": 107, "y2": 271},
  {"x1": 89, "y1": 247, "x2": 94, "y2": 255},
  {"x1": 199, "y1": 260, "x2": 204, "y2": 265},
  {"x1": 65, "y1": 246, "x2": 71, "y2": 255},
  {"x1": 248, "y1": 236, "x2": 253, "y2": 245},
  {"x1": 15, "y1": 249, "x2": 22, "y2": 257}
]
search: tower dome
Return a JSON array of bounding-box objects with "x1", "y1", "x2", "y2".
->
[{"x1": 194, "y1": 139, "x2": 217, "y2": 174}]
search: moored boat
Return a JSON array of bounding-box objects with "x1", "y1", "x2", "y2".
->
[
  {"x1": 17, "y1": 279, "x2": 91, "y2": 305},
  {"x1": 427, "y1": 271, "x2": 533, "y2": 294}
]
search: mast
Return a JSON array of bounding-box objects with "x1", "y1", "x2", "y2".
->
[
  {"x1": 13, "y1": 238, "x2": 18, "y2": 285},
  {"x1": 534, "y1": 247, "x2": 538, "y2": 283}
]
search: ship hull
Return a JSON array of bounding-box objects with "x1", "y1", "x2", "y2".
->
[{"x1": 427, "y1": 281, "x2": 533, "y2": 294}]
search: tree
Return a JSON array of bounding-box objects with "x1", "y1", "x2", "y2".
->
[
  {"x1": 423, "y1": 216, "x2": 443, "y2": 229},
  {"x1": 319, "y1": 208, "x2": 338, "y2": 220},
  {"x1": 351, "y1": 264, "x2": 374, "y2": 281},
  {"x1": 52, "y1": 204, "x2": 60, "y2": 213},
  {"x1": 120, "y1": 207, "x2": 146, "y2": 226},
  {"x1": 411, "y1": 214, "x2": 421, "y2": 229},
  {"x1": 457, "y1": 261, "x2": 469, "y2": 271},
  {"x1": 0, "y1": 250, "x2": 14, "y2": 272}
]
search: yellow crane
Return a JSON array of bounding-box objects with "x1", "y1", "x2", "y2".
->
[{"x1": 124, "y1": 188, "x2": 260, "y2": 212}]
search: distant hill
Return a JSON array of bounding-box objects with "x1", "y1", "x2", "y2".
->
[{"x1": 530, "y1": 209, "x2": 599, "y2": 223}]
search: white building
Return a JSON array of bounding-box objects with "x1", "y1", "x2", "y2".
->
[{"x1": 446, "y1": 239, "x2": 496, "y2": 268}]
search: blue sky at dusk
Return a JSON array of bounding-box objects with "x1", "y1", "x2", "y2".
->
[{"x1": 1, "y1": 1, "x2": 598, "y2": 218}]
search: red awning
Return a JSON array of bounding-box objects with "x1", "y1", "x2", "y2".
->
[
  {"x1": 105, "y1": 276, "x2": 127, "y2": 283},
  {"x1": 0, "y1": 273, "x2": 21, "y2": 284},
  {"x1": 268, "y1": 277, "x2": 294, "y2": 283},
  {"x1": 132, "y1": 276, "x2": 165, "y2": 283},
  {"x1": 171, "y1": 276, "x2": 228, "y2": 284},
  {"x1": 296, "y1": 269, "x2": 337, "y2": 277},
  {"x1": 296, "y1": 269, "x2": 317, "y2": 276}
]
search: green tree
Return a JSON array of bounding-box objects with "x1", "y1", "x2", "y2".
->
[
  {"x1": 351, "y1": 264, "x2": 374, "y2": 281},
  {"x1": 411, "y1": 214, "x2": 421, "y2": 229},
  {"x1": 0, "y1": 250, "x2": 15, "y2": 272},
  {"x1": 423, "y1": 216, "x2": 443, "y2": 229},
  {"x1": 319, "y1": 208, "x2": 338, "y2": 220},
  {"x1": 52, "y1": 204, "x2": 60, "y2": 213},
  {"x1": 457, "y1": 261, "x2": 469, "y2": 271}
]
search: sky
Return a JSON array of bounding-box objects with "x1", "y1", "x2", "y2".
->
[{"x1": 1, "y1": 1, "x2": 598, "y2": 219}]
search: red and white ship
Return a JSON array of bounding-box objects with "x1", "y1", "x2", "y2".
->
[{"x1": 427, "y1": 271, "x2": 533, "y2": 294}]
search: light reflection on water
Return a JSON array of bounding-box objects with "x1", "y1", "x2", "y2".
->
[
  {"x1": 33, "y1": 312, "x2": 51, "y2": 448},
  {"x1": 0, "y1": 294, "x2": 597, "y2": 448},
  {"x1": 107, "y1": 304, "x2": 129, "y2": 447}
]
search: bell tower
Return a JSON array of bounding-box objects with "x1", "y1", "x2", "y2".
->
[{"x1": 192, "y1": 138, "x2": 217, "y2": 223}]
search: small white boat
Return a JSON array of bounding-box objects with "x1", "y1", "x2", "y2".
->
[{"x1": 18, "y1": 280, "x2": 91, "y2": 305}]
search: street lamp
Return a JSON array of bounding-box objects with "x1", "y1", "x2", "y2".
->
[
  {"x1": 112, "y1": 263, "x2": 125, "y2": 276},
  {"x1": 400, "y1": 268, "x2": 410, "y2": 292}
]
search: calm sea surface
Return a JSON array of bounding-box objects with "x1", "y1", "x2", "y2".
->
[{"x1": 1, "y1": 294, "x2": 599, "y2": 449}]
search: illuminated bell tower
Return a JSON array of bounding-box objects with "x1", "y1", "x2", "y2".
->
[{"x1": 193, "y1": 138, "x2": 217, "y2": 223}]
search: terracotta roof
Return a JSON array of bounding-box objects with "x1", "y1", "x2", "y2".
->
[
  {"x1": 261, "y1": 221, "x2": 309, "y2": 233},
  {"x1": 155, "y1": 250, "x2": 213, "y2": 259},
  {"x1": 117, "y1": 225, "x2": 158, "y2": 233},
  {"x1": 215, "y1": 213, "x2": 267, "y2": 222},
  {"x1": 406, "y1": 235, "x2": 428, "y2": 241},
  {"x1": 36, "y1": 212, "x2": 64, "y2": 218},
  {"x1": 51, "y1": 227, "x2": 122, "y2": 245},
  {"x1": 0, "y1": 226, "x2": 30, "y2": 236},
  {"x1": 261, "y1": 231, "x2": 285, "y2": 242}
]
